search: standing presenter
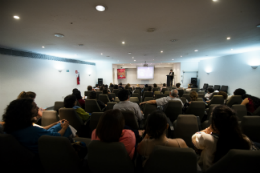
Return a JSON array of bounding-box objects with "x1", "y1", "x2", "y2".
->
[{"x1": 169, "y1": 69, "x2": 174, "y2": 86}]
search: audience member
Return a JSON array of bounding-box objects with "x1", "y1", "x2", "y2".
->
[
  {"x1": 87, "y1": 85, "x2": 93, "y2": 91},
  {"x1": 3, "y1": 99, "x2": 71, "y2": 153},
  {"x1": 234, "y1": 88, "x2": 260, "y2": 114},
  {"x1": 192, "y1": 105, "x2": 252, "y2": 171},
  {"x1": 206, "y1": 91, "x2": 227, "y2": 104},
  {"x1": 103, "y1": 89, "x2": 114, "y2": 101},
  {"x1": 140, "y1": 89, "x2": 183, "y2": 109},
  {"x1": 119, "y1": 83, "x2": 124, "y2": 89},
  {"x1": 136, "y1": 84, "x2": 140, "y2": 88},
  {"x1": 141, "y1": 84, "x2": 149, "y2": 95},
  {"x1": 176, "y1": 83, "x2": 183, "y2": 90},
  {"x1": 204, "y1": 88, "x2": 214, "y2": 101},
  {"x1": 189, "y1": 91, "x2": 198, "y2": 103},
  {"x1": 88, "y1": 91, "x2": 106, "y2": 110},
  {"x1": 186, "y1": 84, "x2": 192, "y2": 91},
  {"x1": 137, "y1": 111, "x2": 188, "y2": 166},
  {"x1": 109, "y1": 83, "x2": 114, "y2": 87},
  {"x1": 73, "y1": 90, "x2": 85, "y2": 109},
  {"x1": 160, "y1": 83, "x2": 167, "y2": 91},
  {"x1": 114, "y1": 85, "x2": 119, "y2": 89},
  {"x1": 94, "y1": 84, "x2": 99, "y2": 91},
  {"x1": 113, "y1": 89, "x2": 144, "y2": 121},
  {"x1": 91, "y1": 109, "x2": 136, "y2": 159},
  {"x1": 147, "y1": 86, "x2": 152, "y2": 92},
  {"x1": 153, "y1": 83, "x2": 157, "y2": 88}
]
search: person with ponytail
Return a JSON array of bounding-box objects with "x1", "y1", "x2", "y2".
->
[{"x1": 192, "y1": 105, "x2": 252, "y2": 171}]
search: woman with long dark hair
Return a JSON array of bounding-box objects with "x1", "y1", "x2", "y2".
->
[{"x1": 192, "y1": 105, "x2": 252, "y2": 171}]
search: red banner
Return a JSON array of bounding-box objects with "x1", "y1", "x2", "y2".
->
[{"x1": 117, "y1": 69, "x2": 126, "y2": 79}]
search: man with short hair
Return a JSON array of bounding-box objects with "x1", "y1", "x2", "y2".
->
[
  {"x1": 113, "y1": 89, "x2": 144, "y2": 121},
  {"x1": 87, "y1": 85, "x2": 93, "y2": 91},
  {"x1": 118, "y1": 83, "x2": 124, "y2": 89},
  {"x1": 139, "y1": 89, "x2": 183, "y2": 109}
]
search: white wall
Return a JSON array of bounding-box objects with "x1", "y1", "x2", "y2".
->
[
  {"x1": 180, "y1": 61, "x2": 199, "y2": 88},
  {"x1": 95, "y1": 61, "x2": 113, "y2": 85},
  {"x1": 0, "y1": 54, "x2": 97, "y2": 119},
  {"x1": 198, "y1": 50, "x2": 260, "y2": 97}
]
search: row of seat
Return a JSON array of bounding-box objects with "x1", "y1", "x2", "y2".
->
[{"x1": 201, "y1": 83, "x2": 228, "y2": 93}]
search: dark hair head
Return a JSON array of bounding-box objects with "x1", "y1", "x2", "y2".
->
[
  {"x1": 176, "y1": 83, "x2": 181, "y2": 88},
  {"x1": 145, "y1": 84, "x2": 148, "y2": 88},
  {"x1": 96, "y1": 84, "x2": 99, "y2": 87},
  {"x1": 208, "y1": 88, "x2": 214, "y2": 93},
  {"x1": 218, "y1": 91, "x2": 227, "y2": 100},
  {"x1": 103, "y1": 89, "x2": 108, "y2": 94},
  {"x1": 72, "y1": 88, "x2": 78, "y2": 95},
  {"x1": 87, "y1": 86, "x2": 92, "y2": 91},
  {"x1": 64, "y1": 95, "x2": 76, "y2": 108},
  {"x1": 148, "y1": 86, "x2": 152, "y2": 91},
  {"x1": 17, "y1": 91, "x2": 36, "y2": 99},
  {"x1": 119, "y1": 83, "x2": 122, "y2": 86},
  {"x1": 88, "y1": 91, "x2": 97, "y2": 99},
  {"x1": 118, "y1": 89, "x2": 129, "y2": 101},
  {"x1": 125, "y1": 85, "x2": 129, "y2": 89},
  {"x1": 100, "y1": 86, "x2": 104, "y2": 91},
  {"x1": 190, "y1": 91, "x2": 198, "y2": 101},
  {"x1": 26, "y1": 92, "x2": 36, "y2": 99},
  {"x1": 234, "y1": 88, "x2": 246, "y2": 96},
  {"x1": 96, "y1": 109, "x2": 125, "y2": 142},
  {"x1": 211, "y1": 105, "x2": 250, "y2": 163},
  {"x1": 3, "y1": 99, "x2": 36, "y2": 133},
  {"x1": 153, "y1": 83, "x2": 157, "y2": 87},
  {"x1": 146, "y1": 110, "x2": 168, "y2": 139},
  {"x1": 114, "y1": 85, "x2": 118, "y2": 89},
  {"x1": 73, "y1": 90, "x2": 82, "y2": 100},
  {"x1": 163, "y1": 83, "x2": 166, "y2": 87},
  {"x1": 170, "y1": 69, "x2": 173, "y2": 71}
]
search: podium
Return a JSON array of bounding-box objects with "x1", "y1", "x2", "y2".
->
[{"x1": 166, "y1": 75, "x2": 174, "y2": 87}]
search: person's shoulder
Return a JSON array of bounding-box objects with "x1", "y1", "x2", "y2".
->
[{"x1": 122, "y1": 129, "x2": 135, "y2": 138}]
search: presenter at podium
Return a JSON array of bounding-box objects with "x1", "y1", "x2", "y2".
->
[{"x1": 168, "y1": 69, "x2": 174, "y2": 86}]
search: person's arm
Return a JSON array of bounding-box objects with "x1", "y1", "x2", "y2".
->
[
  {"x1": 58, "y1": 120, "x2": 69, "y2": 136},
  {"x1": 139, "y1": 100, "x2": 156, "y2": 105},
  {"x1": 42, "y1": 121, "x2": 60, "y2": 130},
  {"x1": 241, "y1": 98, "x2": 249, "y2": 106}
]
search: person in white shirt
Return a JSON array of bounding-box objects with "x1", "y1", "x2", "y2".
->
[{"x1": 204, "y1": 88, "x2": 214, "y2": 100}]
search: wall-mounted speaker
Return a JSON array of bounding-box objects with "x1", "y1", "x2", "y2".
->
[{"x1": 98, "y1": 78, "x2": 103, "y2": 85}]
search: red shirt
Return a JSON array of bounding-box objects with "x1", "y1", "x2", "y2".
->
[
  {"x1": 246, "y1": 98, "x2": 255, "y2": 113},
  {"x1": 91, "y1": 129, "x2": 136, "y2": 159},
  {"x1": 78, "y1": 99, "x2": 85, "y2": 108}
]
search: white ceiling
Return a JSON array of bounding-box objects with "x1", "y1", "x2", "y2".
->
[{"x1": 1, "y1": 0, "x2": 260, "y2": 64}]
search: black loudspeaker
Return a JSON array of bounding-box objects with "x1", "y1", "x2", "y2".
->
[
  {"x1": 98, "y1": 78, "x2": 103, "y2": 85},
  {"x1": 191, "y1": 78, "x2": 197, "y2": 85}
]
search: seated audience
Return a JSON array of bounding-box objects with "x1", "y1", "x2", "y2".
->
[
  {"x1": 91, "y1": 109, "x2": 136, "y2": 159},
  {"x1": 64, "y1": 95, "x2": 90, "y2": 122},
  {"x1": 141, "y1": 84, "x2": 149, "y2": 95},
  {"x1": 119, "y1": 83, "x2": 124, "y2": 89},
  {"x1": 0, "y1": 122, "x2": 3, "y2": 134},
  {"x1": 137, "y1": 110, "x2": 188, "y2": 166},
  {"x1": 204, "y1": 88, "x2": 214, "y2": 101},
  {"x1": 185, "y1": 84, "x2": 192, "y2": 91},
  {"x1": 114, "y1": 85, "x2": 119, "y2": 89},
  {"x1": 3, "y1": 99, "x2": 71, "y2": 153},
  {"x1": 160, "y1": 83, "x2": 167, "y2": 91},
  {"x1": 189, "y1": 91, "x2": 198, "y2": 104},
  {"x1": 176, "y1": 83, "x2": 183, "y2": 90},
  {"x1": 136, "y1": 84, "x2": 140, "y2": 88},
  {"x1": 234, "y1": 88, "x2": 260, "y2": 114},
  {"x1": 140, "y1": 89, "x2": 184, "y2": 109},
  {"x1": 206, "y1": 91, "x2": 227, "y2": 104},
  {"x1": 87, "y1": 85, "x2": 94, "y2": 91},
  {"x1": 73, "y1": 90, "x2": 85, "y2": 109},
  {"x1": 192, "y1": 105, "x2": 253, "y2": 171},
  {"x1": 94, "y1": 84, "x2": 99, "y2": 91},
  {"x1": 153, "y1": 83, "x2": 157, "y2": 88},
  {"x1": 103, "y1": 89, "x2": 114, "y2": 101},
  {"x1": 88, "y1": 91, "x2": 106, "y2": 110},
  {"x1": 113, "y1": 89, "x2": 144, "y2": 121},
  {"x1": 109, "y1": 83, "x2": 114, "y2": 87}
]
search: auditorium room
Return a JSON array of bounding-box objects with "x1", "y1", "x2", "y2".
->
[{"x1": 1, "y1": 0, "x2": 260, "y2": 172}]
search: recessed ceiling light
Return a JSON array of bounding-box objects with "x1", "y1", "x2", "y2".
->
[
  {"x1": 180, "y1": 56, "x2": 182, "y2": 57},
  {"x1": 227, "y1": 37, "x2": 231, "y2": 40},
  {"x1": 122, "y1": 41, "x2": 125, "y2": 44},
  {"x1": 231, "y1": 49, "x2": 233, "y2": 51},
  {"x1": 101, "y1": 53, "x2": 103, "y2": 55},
  {"x1": 13, "y1": 15, "x2": 20, "y2": 19},
  {"x1": 42, "y1": 46, "x2": 45, "y2": 48},
  {"x1": 212, "y1": 0, "x2": 218, "y2": 2},
  {"x1": 54, "y1": 33, "x2": 65, "y2": 38},
  {"x1": 134, "y1": 60, "x2": 136, "y2": 61},
  {"x1": 132, "y1": 57, "x2": 134, "y2": 59},
  {"x1": 96, "y1": 5, "x2": 106, "y2": 12},
  {"x1": 128, "y1": 52, "x2": 131, "y2": 54},
  {"x1": 172, "y1": 59, "x2": 174, "y2": 60},
  {"x1": 257, "y1": 24, "x2": 260, "y2": 28},
  {"x1": 161, "y1": 51, "x2": 163, "y2": 53},
  {"x1": 194, "y1": 50, "x2": 198, "y2": 52}
]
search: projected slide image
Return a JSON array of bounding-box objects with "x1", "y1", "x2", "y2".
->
[{"x1": 137, "y1": 67, "x2": 154, "y2": 79}]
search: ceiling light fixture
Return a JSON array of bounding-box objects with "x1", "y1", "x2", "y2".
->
[
  {"x1": 122, "y1": 41, "x2": 125, "y2": 44},
  {"x1": 161, "y1": 51, "x2": 163, "y2": 53},
  {"x1": 172, "y1": 59, "x2": 174, "y2": 60},
  {"x1": 231, "y1": 49, "x2": 234, "y2": 51},
  {"x1": 180, "y1": 56, "x2": 182, "y2": 57},
  {"x1": 95, "y1": 5, "x2": 106, "y2": 12},
  {"x1": 132, "y1": 57, "x2": 134, "y2": 59},
  {"x1": 195, "y1": 50, "x2": 198, "y2": 52},
  {"x1": 134, "y1": 60, "x2": 136, "y2": 61},
  {"x1": 42, "y1": 46, "x2": 45, "y2": 48},
  {"x1": 212, "y1": 0, "x2": 218, "y2": 2},
  {"x1": 101, "y1": 53, "x2": 103, "y2": 55},
  {"x1": 54, "y1": 33, "x2": 65, "y2": 38},
  {"x1": 13, "y1": 15, "x2": 20, "y2": 19},
  {"x1": 227, "y1": 37, "x2": 231, "y2": 40}
]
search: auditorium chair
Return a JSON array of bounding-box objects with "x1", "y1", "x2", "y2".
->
[
  {"x1": 0, "y1": 134, "x2": 40, "y2": 173},
  {"x1": 241, "y1": 116, "x2": 260, "y2": 143},
  {"x1": 198, "y1": 92, "x2": 205, "y2": 98},
  {"x1": 153, "y1": 87, "x2": 160, "y2": 92},
  {"x1": 115, "y1": 97, "x2": 120, "y2": 103},
  {"x1": 185, "y1": 101, "x2": 205, "y2": 121},
  {"x1": 163, "y1": 100, "x2": 182, "y2": 122},
  {"x1": 142, "y1": 91, "x2": 154, "y2": 101},
  {"x1": 99, "y1": 94, "x2": 110, "y2": 104},
  {"x1": 134, "y1": 89, "x2": 141, "y2": 97},
  {"x1": 143, "y1": 104, "x2": 157, "y2": 120},
  {"x1": 144, "y1": 146, "x2": 197, "y2": 173},
  {"x1": 161, "y1": 88, "x2": 169, "y2": 94},
  {"x1": 206, "y1": 149, "x2": 260, "y2": 173},
  {"x1": 144, "y1": 97, "x2": 154, "y2": 102},
  {"x1": 132, "y1": 93, "x2": 141, "y2": 102},
  {"x1": 232, "y1": 105, "x2": 247, "y2": 121},
  {"x1": 54, "y1": 101, "x2": 64, "y2": 118},
  {"x1": 129, "y1": 97, "x2": 139, "y2": 104},
  {"x1": 197, "y1": 98, "x2": 203, "y2": 101},
  {"x1": 120, "y1": 110, "x2": 139, "y2": 129},
  {"x1": 174, "y1": 115, "x2": 199, "y2": 148},
  {"x1": 38, "y1": 136, "x2": 82, "y2": 173},
  {"x1": 109, "y1": 87, "x2": 114, "y2": 92},
  {"x1": 84, "y1": 91, "x2": 92, "y2": 97},
  {"x1": 95, "y1": 91, "x2": 102, "y2": 100},
  {"x1": 108, "y1": 93, "x2": 116, "y2": 101},
  {"x1": 208, "y1": 85, "x2": 213, "y2": 89},
  {"x1": 209, "y1": 92, "x2": 219, "y2": 100},
  {"x1": 209, "y1": 95, "x2": 224, "y2": 105},
  {"x1": 180, "y1": 97, "x2": 187, "y2": 104},
  {"x1": 59, "y1": 108, "x2": 84, "y2": 131},
  {"x1": 87, "y1": 140, "x2": 134, "y2": 173},
  {"x1": 90, "y1": 112, "x2": 104, "y2": 132},
  {"x1": 106, "y1": 102, "x2": 116, "y2": 110},
  {"x1": 220, "y1": 85, "x2": 228, "y2": 93},
  {"x1": 202, "y1": 104, "x2": 220, "y2": 129},
  {"x1": 226, "y1": 95, "x2": 242, "y2": 107},
  {"x1": 178, "y1": 89, "x2": 184, "y2": 97},
  {"x1": 112, "y1": 89, "x2": 120, "y2": 97},
  {"x1": 191, "y1": 88, "x2": 199, "y2": 92},
  {"x1": 154, "y1": 91, "x2": 161, "y2": 95},
  {"x1": 213, "y1": 85, "x2": 220, "y2": 91},
  {"x1": 41, "y1": 110, "x2": 58, "y2": 126},
  {"x1": 200, "y1": 83, "x2": 208, "y2": 92},
  {"x1": 85, "y1": 99, "x2": 103, "y2": 113},
  {"x1": 253, "y1": 107, "x2": 260, "y2": 116},
  {"x1": 155, "y1": 94, "x2": 166, "y2": 99},
  {"x1": 164, "y1": 90, "x2": 170, "y2": 96},
  {"x1": 182, "y1": 93, "x2": 190, "y2": 101}
]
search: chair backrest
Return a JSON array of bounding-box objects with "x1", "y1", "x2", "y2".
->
[
  {"x1": 163, "y1": 100, "x2": 182, "y2": 122},
  {"x1": 144, "y1": 146, "x2": 197, "y2": 173},
  {"x1": 107, "y1": 102, "x2": 116, "y2": 110},
  {"x1": 213, "y1": 85, "x2": 220, "y2": 91},
  {"x1": 90, "y1": 112, "x2": 104, "y2": 132},
  {"x1": 203, "y1": 83, "x2": 208, "y2": 89},
  {"x1": 241, "y1": 116, "x2": 260, "y2": 143},
  {"x1": 143, "y1": 104, "x2": 157, "y2": 120},
  {"x1": 185, "y1": 101, "x2": 205, "y2": 120},
  {"x1": 129, "y1": 97, "x2": 139, "y2": 104},
  {"x1": 232, "y1": 104, "x2": 247, "y2": 121},
  {"x1": 0, "y1": 134, "x2": 36, "y2": 172},
  {"x1": 88, "y1": 140, "x2": 134, "y2": 173},
  {"x1": 59, "y1": 108, "x2": 83, "y2": 130},
  {"x1": 42, "y1": 110, "x2": 58, "y2": 126},
  {"x1": 182, "y1": 94, "x2": 190, "y2": 101},
  {"x1": 161, "y1": 88, "x2": 168, "y2": 94},
  {"x1": 132, "y1": 93, "x2": 141, "y2": 101},
  {"x1": 220, "y1": 85, "x2": 228, "y2": 93},
  {"x1": 115, "y1": 97, "x2": 120, "y2": 103},
  {"x1": 108, "y1": 93, "x2": 116, "y2": 100},
  {"x1": 164, "y1": 90, "x2": 170, "y2": 96},
  {"x1": 153, "y1": 87, "x2": 160, "y2": 92},
  {"x1": 191, "y1": 88, "x2": 199, "y2": 92},
  {"x1": 120, "y1": 110, "x2": 139, "y2": 129},
  {"x1": 154, "y1": 91, "x2": 160, "y2": 95},
  {"x1": 178, "y1": 90, "x2": 184, "y2": 97},
  {"x1": 253, "y1": 106, "x2": 260, "y2": 116},
  {"x1": 113, "y1": 89, "x2": 120, "y2": 96},
  {"x1": 99, "y1": 94, "x2": 110, "y2": 104},
  {"x1": 198, "y1": 92, "x2": 205, "y2": 98},
  {"x1": 197, "y1": 98, "x2": 203, "y2": 101},
  {"x1": 209, "y1": 92, "x2": 219, "y2": 100},
  {"x1": 174, "y1": 115, "x2": 199, "y2": 147},
  {"x1": 143, "y1": 92, "x2": 154, "y2": 101},
  {"x1": 210, "y1": 95, "x2": 224, "y2": 105},
  {"x1": 144, "y1": 97, "x2": 154, "y2": 102},
  {"x1": 155, "y1": 94, "x2": 166, "y2": 99},
  {"x1": 226, "y1": 95, "x2": 242, "y2": 107},
  {"x1": 207, "y1": 104, "x2": 220, "y2": 120},
  {"x1": 84, "y1": 91, "x2": 92, "y2": 97},
  {"x1": 54, "y1": 101, "x2": 64, "y2": 112},
  {"x1": 208, "y1": 85, "x2": 213, "y2": 88},
  {"x1": 38, "y1": 136, "x2": 81, "y2": 173},
  {"x1": 180, "y1": 97, "x2": 187, "y2": 104},
  {"x1": 95, "y1": 91, "x2": 102, "y2": 99},
  {"x1": 206, "y1": 149, "x2": 260, "y2": 173},
  {"x1": 85, "y1": 99, "x2": 101, "y2": 113}
]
